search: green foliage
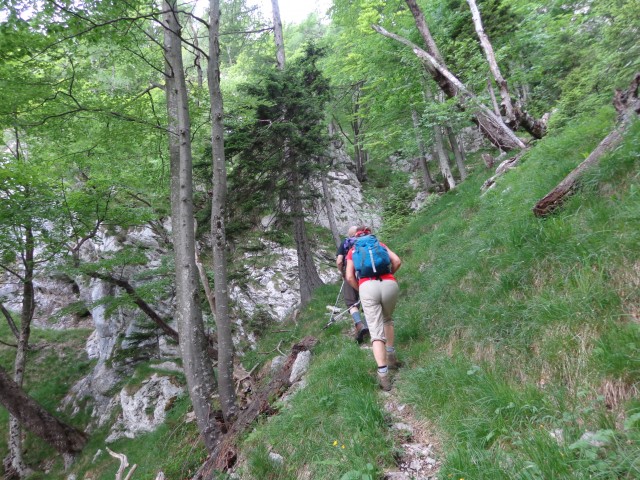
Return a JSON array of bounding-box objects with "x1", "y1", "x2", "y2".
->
[
  {"x1": 226, "y1": 42, "x2": 331, "y2": 230},
  {"x1": 388, "y1": 114, "x2": 640, "y2": 478},
  {"x1": 242, "y1": 337, "x2": 391, "y2": 479}
]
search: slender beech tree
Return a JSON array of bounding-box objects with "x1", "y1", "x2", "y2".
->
[
  {"x1": 208, "y1": 0, "x2": 238, "y2": 424},
  {"x1": 1, "y1": 129, "x2": 37, "y2": 479},
  {"x1": 351, "y1": 81, "x2": 368, "y2": 182},
  {"x1": 162, "y1": 0, "x2": 220, "y2": 452}
]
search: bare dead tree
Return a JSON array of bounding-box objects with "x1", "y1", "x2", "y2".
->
[
  {"x1": 372, "y1": 24, "x2": 526, "y2": 152},
  {"x1": 533, "y1": 74, "x2": 640, "y2": 216},
  {"x1": 466, "y1": 0, "x2": 547, "y2": 138}
]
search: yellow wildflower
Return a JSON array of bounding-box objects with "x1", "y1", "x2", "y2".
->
[{"x1": 333, "y1": 440, "x2": 338, "y2": 446}]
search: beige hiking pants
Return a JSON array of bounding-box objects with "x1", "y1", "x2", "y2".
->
[{"x1": 359, "y1": 279, "x2": 399, "y2": 342}]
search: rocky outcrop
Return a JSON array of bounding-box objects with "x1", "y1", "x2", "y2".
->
[
  {"x1": 311, "y1": 168, "x2": 382, "y2": 234},
  {"x1": 3, "y1": 161, "x2": 366, "y2": 441},
  {"x1": 106, "y1": 374, "x2": 184, "y2": 443},
  {"x1": 230, "y1": 239, "x2": 339, "y2": 329}
]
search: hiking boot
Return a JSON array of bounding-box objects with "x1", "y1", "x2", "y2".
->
[
  {"x1": 378, "y1": 372, "x2": 392, "y2": 391},
  {"x1": 387, "y1": 351, "x2": 401, "y2": 370},
  {"x1": 355, "y1": 323, "x2": 370, "y2": 344}
]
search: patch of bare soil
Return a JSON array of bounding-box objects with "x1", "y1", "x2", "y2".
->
[{"x1": 381, "y1": 387, "x2": 442, "y2": 480}]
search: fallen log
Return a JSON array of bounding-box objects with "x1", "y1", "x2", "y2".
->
[
  {"x1": 192, "y1": 336, "x2": 318, "y2": 479},
  {"x1": 533, "y1": 73, "x2": 640, "y2": 217}
]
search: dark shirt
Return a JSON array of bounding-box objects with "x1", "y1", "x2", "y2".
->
[{"x1": 336, "y1": 237, "x2": 351, "y2": 258}]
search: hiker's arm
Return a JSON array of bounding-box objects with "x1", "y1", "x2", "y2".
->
[
  {"x1": 336, "y1": 254, "x2": 344, "y2": 273},
  {"x1": 387, "y1": 249, "x2": 402, "y2": 274},
  {"x1": 345, "y1": 259, "x2": 358, "y2": 290}
]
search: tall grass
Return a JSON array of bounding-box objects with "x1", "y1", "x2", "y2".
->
[
  {"x1": 239, "y1": 110, "x2": 640, "y2": 478},
  {"x1": 2, "y1": 110, "x2": 638, "y2": 479}
]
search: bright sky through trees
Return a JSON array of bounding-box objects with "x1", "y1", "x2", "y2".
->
[{"x1": 253, "y1": 0, "x2": 332, "y2": 23}]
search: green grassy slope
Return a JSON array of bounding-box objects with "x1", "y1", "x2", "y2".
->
[{"x1": 236, "y1": 108, "x2": 640, "y2": 479}]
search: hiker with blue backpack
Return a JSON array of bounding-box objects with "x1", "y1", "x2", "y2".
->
[
  {"x1": 336, "y1": 226, "x2": 370, "y2": 343},
  {"x1": 345, "y1": 226, "x2": 402, "y2": 391}
]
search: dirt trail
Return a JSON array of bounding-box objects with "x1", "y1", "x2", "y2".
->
[
  {"x1": 381, "y1": 387, "x2": 442, "y2": 480},
  {"x1": 355, "y1": 338, "x2": 442, "y2": 480},
  {"x1": 342, "y1": 314, "x2": 442, "y2": 479}
]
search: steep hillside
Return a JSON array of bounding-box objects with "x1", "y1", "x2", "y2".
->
[
  {"x1": 229, "y1": 107, "x2": 640, "y2": 479},
  {"x1": 2, "y1": 110, "x2": 638, "y2": 480}
]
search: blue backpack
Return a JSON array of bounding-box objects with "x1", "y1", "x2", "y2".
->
[{"x1": 352, "y1": 235, "x2": 391, "y2": 279}]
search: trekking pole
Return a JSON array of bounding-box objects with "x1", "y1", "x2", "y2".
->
[
  {"x1": 324, "y1": 299, "x2": 362, "y2": 330},
  {"x1": 323, "y1": 279, "x2": 344, "y2": 329}
]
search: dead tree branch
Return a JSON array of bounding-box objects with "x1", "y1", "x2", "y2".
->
[
  {"x1": 106, "y1": 447, "x2": 138, "y2": 480},
  {"x1": 193, "y1": 336, "x2": 318, "y2": 477},
  {"x1": 533, "y1": 73, "x2": 640, "y2": 217},
  {"x1": 85, "y1": 271, "x2": 179, "y2": 341},
  {"x1": 0, "y1": 302, "x2": 20, "y2": 339}
]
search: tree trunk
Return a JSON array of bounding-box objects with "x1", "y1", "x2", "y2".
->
[
  {"x1": 291, "y1": 170, "x2": 324, "y2": 306},
  {"x1": 0, "y1": 365, "x2": 87, "y2": 456},
  {"x1": 208, "y1": 0, "x2": 237, "y2": 425},
  {"x1": 163, "y1": 0, "x2": 220, "y2": 453},
  {"x1": 271, "y1": 0, "x2": 285, "y2": 70},
  {"x1": 321, "y1": 174, "x2": 341, "y2": 248},
  {"x1": 0, "y1": 302, "x2": 19, "y2": 339},
  {"x1": 532, "y1": 130, "x2": 626, "y2": 216},
  {"x1": 411, "y1": 107, "x2": 433, "y2": 191},
  {"x1": 487, "y1": 76, "x2": 501, "y2": 116},
  {"x1": 351, "y1": 82, "x2": 367, "y2": 182},
  {"x1": 433, "y1": 125, "x2": 456, "y2": 189},
  {"x1": 466, "y1": 0, "x2": 515, "y2": 124},
  {"x1": 446, "y1": 126, "x2": 467, "y2": 180},
  {"x1": 189, "y1": 19, "x2": 203, "y2": 106},
  {"x1": 5, "y1": 223, "x2": 35, "y2": 478},
  {"x1": 372, "y1": 24, "x2": 526, "y2": 152},
  {"x1": 404, "y1": 0, "x2": 453, "y2": 96}
]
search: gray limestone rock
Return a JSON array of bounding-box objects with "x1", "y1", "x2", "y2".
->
[
  {"x1": 289, "y1": 351, "x2": 311, "y2": 383},
  {"x1": 106, "y1": 374, "x2": 183, "y2": 443}
]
